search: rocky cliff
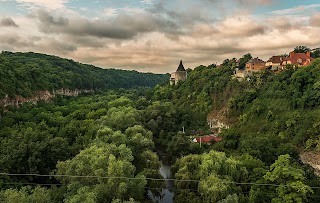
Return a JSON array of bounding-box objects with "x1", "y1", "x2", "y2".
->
[
  {"x1": 0, "y1": 89, "x2": 93, "y2": 108},
  {"x1": 207, "y1": 107, "x2": 230, "y2": 134}
]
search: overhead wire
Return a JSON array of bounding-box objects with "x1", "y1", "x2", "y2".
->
[{"x1": 1, "y1": 172, "x2": 320, "y2": 189}]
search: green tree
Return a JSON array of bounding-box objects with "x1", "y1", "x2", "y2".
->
[
  {"x1": 238, "y1": 53, "x2": 252, "y2": 69},
  {"x1": 0, "y1": 186, "x2": 52, "y2": 203},
  {"x1": 56, "y1": 143, "x2": 146, "y2": 203},
  {"x1": 294, "y1": 46, "x2": 311, "y2": 53},
  {"x1": 250, "y1": 154, "x2": 313, "y2": 203}
]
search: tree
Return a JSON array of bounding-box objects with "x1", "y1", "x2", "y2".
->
[
  {"x1": 173, "y1": 151, "x2": 248, "y2": 203},
  {"x1": 294, "y1": 46, "x2": 311, "y2": 54},
  {"x1": 0, "y1": 186, "x2": 52, "y2": 203},
  {"x1": 56, "y1": 143, "x2": 147, "y2": 202},
  {"x1": 311, "y1": 50, "x2": 320, "y2": 58},
  {"x1": 238, "y1": 53, "x2": 252, "y2": 69},
  {"x1": 250, "y1": 154, "x2": 313, "y2": 203}
]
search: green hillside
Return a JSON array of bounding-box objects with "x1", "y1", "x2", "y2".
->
[
  {"x1": 0, "y1": 51, "x2": 168, "y2": 99},
  {"x1": 1, "y1": 57, "x2": 320, "y2": 202}
]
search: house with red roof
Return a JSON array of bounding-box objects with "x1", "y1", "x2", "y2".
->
[
  {"x1": 192, "y1": 135, "x2": 223, "y2": 144},
  {"x1": 282, "y1": 51, "x2": 313, "y2": 66}
]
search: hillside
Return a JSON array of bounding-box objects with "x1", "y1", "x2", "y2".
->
[
  {"x1": 0, "y1": 51, "x2": 168, "y2": 99},
  {"x1": 1, "y1": 58, "x2": 320, "y2": 202},
  {"x1": 150, "y1": 59, "x2": 320, "y2": 202}
]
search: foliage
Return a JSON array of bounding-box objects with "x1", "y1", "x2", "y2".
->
[
  {"x1": 173, "y1": 150, "x2": 248, "y2": 203},
  {"x1": 294, "y1": 46, "x2": 311, "y2": 54},
  {"x1": 250, "y1": 155, "x2": 313, "y2": 203},
  {"x1": 0, "y1": 51, "x2": 168, "y2": 99}
]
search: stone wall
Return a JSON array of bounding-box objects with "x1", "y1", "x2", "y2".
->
[{"x1": 175, "y1": 71, "x2": 187, "y2": 83}]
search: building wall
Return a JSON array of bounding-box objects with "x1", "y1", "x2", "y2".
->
[
  {"x1": 266, "y1": 62, "x2": 281, "y2": 66},
  {"x1": 175, "y1": 71, "x2": 187, "y2": 83},
  {"x1": 246, "y1": 63, "x2": 266, "y2": 71}
]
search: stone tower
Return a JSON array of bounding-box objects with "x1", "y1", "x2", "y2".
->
[{"x1": 170, "y1": 60, "x2": 187, "y2": 85}]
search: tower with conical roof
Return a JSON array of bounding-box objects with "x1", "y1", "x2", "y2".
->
[{"x1": 170, "y1": 60, "x2": 187, "y2": 85}]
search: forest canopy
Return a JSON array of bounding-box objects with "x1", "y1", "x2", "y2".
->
[{"x1": 0, "y1": 51, "x2": 168, "y2": 99}]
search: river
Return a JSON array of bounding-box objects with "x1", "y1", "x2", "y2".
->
[{"x1": 148, "y1": 151, "x2": 174, "y2": 203}]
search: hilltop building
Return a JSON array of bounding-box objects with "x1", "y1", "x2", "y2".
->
[
  {"x1": 245, "y1": 57, "x2": 266, "y2": 71},
  {"x1": 266, "y1": 56, "x2": 284, "y2": 71},
  {"x1": 170, "y1": 60, "x2": 187, "y2": 85},
  {"x1": 282, "y1": 51, "x2": 313, "y2": 66}
]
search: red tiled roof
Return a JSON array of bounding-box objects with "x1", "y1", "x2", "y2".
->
[
  {"x1": 285, "y1": 52, "x2": 313, "y2": 65},
  {"x1": 195, "y1": 136, "x2": 223, "y2": 143}
]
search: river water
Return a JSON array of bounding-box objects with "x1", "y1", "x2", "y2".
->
[{"x1": 148, "y1": 153, "x2": 174, "y2": 203}]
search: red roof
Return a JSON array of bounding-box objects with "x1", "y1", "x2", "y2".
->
[
  {"x1": 284, "y1": 52, "x2": 313, "y2": 66},
  {"x1": 194, "y1": 136, "x2": 223, "y2": 143}
]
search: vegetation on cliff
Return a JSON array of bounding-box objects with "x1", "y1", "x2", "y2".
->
[
  {"x1": 1, "y1": 53, "x2": 320, "y2": 202},
  {"x1": 0, "y1": 51, "x2": 168, "y2": 99}
]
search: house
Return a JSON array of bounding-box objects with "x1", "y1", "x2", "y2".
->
[
  {"x1": 233, "y1": 68, "x2": 253, "y2": 80},
  {"x1": 245, "y1": 57, "x2": 266, "y2": 71},
  {"x1": 193, "y1": 135, "x2": 223, "y2": 144},
  {"x1": 266, "y1": 56, "x2": 284, "y2": 71},
  {"x1": 170, "y1": 60, "x2": 187, "y2": 85},
  {"x1": 282, "y1": 51, "x2": 313, "y2": 66}
]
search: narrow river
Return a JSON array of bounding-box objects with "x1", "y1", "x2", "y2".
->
[{"x1": 148, "y1": 151, "x2": 174, "y2": 203}]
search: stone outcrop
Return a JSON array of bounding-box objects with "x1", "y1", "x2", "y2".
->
[
  {"x1": 207, "y1": 108, "x2": 229, "y2": 134},
  {"x1": 300, "y1": 151, "x2": 320, "y2": 176},
  {"x1": 0, "y1": 89, "x2": 94, "y2": 108}
]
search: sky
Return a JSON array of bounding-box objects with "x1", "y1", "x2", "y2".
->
[{"x1": 0, "y1": 0, "x2": 320, "y2": 73}]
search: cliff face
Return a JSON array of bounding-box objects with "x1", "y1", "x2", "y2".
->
[
  {"x1": 0, "y1": 89, "x2": 93, "y2": 108},
  {"x1": 300, "y1": 152, "x2": 320, "y2": 176},
  {"x1": 207, "y1": 107, "x2": 229, "y2": 134}
]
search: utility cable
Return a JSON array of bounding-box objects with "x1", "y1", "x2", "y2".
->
[{"x1": 1, "y1": 172, "x2": 320, "y2": 189}]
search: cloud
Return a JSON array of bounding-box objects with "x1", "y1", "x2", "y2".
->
[
  {"x1": 1, "y1": 0, "x2": 320, "y2": 73},
  {"x1": 16, "y1": 0, "x2": 68, "y2": 10},
  {"x1": 0, "y1": 17, "x2": 19, "y2": 27},
  {"x1": 0, "y1": 33, "x2": 34, "y2": 50},
  {"x1": 141, "y1": 0, "x2": 153, "y2": 4},
  {"x1": 236, "y1": 0, "x2": 272, "y2": 5},
  {"x1": 35, "y1": 9, "x2": 180, "y2": 40},
  {"x1": 104, "y1": 8, "x2": 118, "y2": 17},
  {"x1": 216, "y1": 16, "x2": 265, "y2": 37},
  {"x1": 270, "y1": 4, "x2": 320, "y2": 15},
  {"x1": 310, "y1": 13, "x2": 320, "y2": 27}
]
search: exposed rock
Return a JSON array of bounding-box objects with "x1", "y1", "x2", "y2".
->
[
  {"x1": 207, "y1": 107, "x2": 229, "y2": 134},
  {"x1": 0, "y1": 89, "x2": 94, "y2": 108},
  {"x1": 300, "y1": 151, "x2": 320, "y2": 176}
]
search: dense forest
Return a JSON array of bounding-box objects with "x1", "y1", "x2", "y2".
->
[
  {"x1": 0, "y1": 51, "x2": 168, "y2": 99},
  {"x1": 1, "y1": 53, "x2": 320, "y2": 202}
]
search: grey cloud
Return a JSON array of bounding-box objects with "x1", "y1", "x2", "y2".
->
[
  {"x1": 34, "y1": 37, "x2": 77, "y2": 55},
  {"x1": 63, "y1": 35, "x2": 107, "y2": 48},
  {"x1": 0, "y1": 34, "x2": 34, "y2": 50},
  {"x1": 36, "y1": 10, "x2": 180, "y2": 40},
  {"x1": 37, "y1": 10, "x2": 68, "y2": 26},
  {"x1": 0, "y1": 17, "x2": 19, "y2": 27},
  {"x1": 267, "y1": 17, "x2": 292, "y2": 31}
]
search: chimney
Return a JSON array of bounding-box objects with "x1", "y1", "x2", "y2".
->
[
  {"x1": 290, "y1": 51, "x2": 294, "y2": 58},
  {"x1": 306, "y1": 51, "x2": 311, "y2": 57}
]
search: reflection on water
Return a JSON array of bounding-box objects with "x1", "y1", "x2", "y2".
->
[{"x1": 148, "y1": 159, "x2": 174, "y2": 203}]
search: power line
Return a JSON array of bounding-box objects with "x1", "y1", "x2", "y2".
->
[{"x1": 1, "y1": 172, "x2": 320, "y2": 189}]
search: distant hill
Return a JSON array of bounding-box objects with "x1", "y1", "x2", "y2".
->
[{"x1": 0, "y1": 51, "x2": 169, "y2": 99}]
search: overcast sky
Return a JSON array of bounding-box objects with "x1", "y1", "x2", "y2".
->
[{"x1": 0, "y1": 0, "x2": 320, "y2": 73}]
